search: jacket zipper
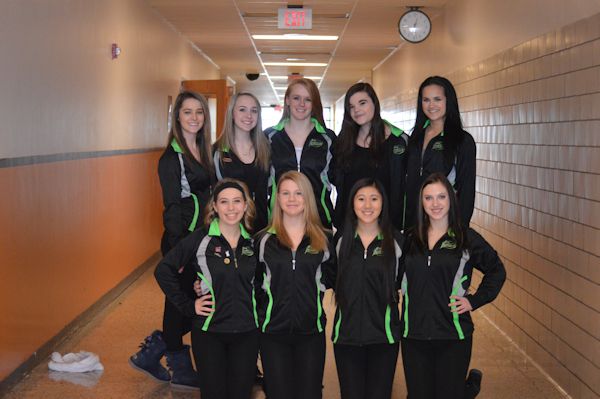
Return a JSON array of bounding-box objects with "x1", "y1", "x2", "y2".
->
[{"x1": 427, "y1": 255, "x2": 431, "y2": 267}]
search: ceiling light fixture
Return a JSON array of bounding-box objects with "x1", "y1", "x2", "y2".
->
[
  {"x1": 252, "y1": 34, "x2": 338, "y2": 41},
  {"x1": 264, "y1": 62, "x2": 328, "y2": 66},
  {"x1": 269, "y1": 75, "x2": 323, "y2": 80}
]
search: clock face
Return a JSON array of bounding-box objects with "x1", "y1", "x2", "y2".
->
[{"x1": 398, "y1": 10, "x2": 431, "y2": 43}]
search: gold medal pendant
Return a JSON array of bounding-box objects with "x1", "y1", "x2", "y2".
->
[{"x1": 224, "y1": 258, "x2": 231, "y2": 265}]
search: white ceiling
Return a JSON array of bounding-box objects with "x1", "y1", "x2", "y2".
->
[{"x1": 147, "y1": 0, "x2": 449, "y2": 106}]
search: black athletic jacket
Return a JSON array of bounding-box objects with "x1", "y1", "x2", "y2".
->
[
  {"x1": 332, "y1": 121, "x2": 409, "y2": 231},
  {"x1": 265, "y1": 118, "x2": 336, "y2": 228},
  {"x1": 331, "y1": 231, "x2": 404, "y2": 346},
  {"x1": 255, "y1": 229, "x2": 335, "y2": 335},
  {"x1": 400, "y1": 229, "x2": 506, "y2": 341},
  {"x1": 213, "y1": 145, "x2": 269, "y2": 232},
  {"x1": 154, "y1": 219, "x2": 259, "y2": 333},
  {"x1": 405, "y1": 127, "x2": 476, "y2": 229},
  {"x1": 158, "y1": 139, "x2": 212, "y2": 253}
]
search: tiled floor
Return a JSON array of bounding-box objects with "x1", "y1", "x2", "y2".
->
[{"x1": 4, "y1": 266, "x2": 569, "y2": 399}]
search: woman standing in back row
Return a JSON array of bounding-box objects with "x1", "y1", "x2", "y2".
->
[
  {"x1": 213, "y1": 92, "x2": 270, "y2": 232},
  {"x1": 333, "y1": 82, "x2": 409, "y2": 231},
  {"x1": 405, "y1": 76, "x2": 476, "y2": 230},
  {"x1": 130, "y1": 91, "x2": 213, "y2": 390},
  {"x1": 265, "y1": 78, "x2": 337, "y2": 229}
]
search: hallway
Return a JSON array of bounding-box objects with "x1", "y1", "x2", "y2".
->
[{"x1": 4, "y1": 264, "x2": 568, "y2": 399}]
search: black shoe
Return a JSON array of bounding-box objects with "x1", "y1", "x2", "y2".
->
[
  {"x1": 129, "y1": 330, "x2": 171, "y2": 382},
  {"x1": 166, "y1": 345, "x2": 200, "y2": 390},
  {"x1": 464, "y1": 368, "x2": 483, "y2": 398}
]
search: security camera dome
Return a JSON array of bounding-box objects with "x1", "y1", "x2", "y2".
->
[{"x1": 246, "y1": 73, "x2": 260, "y2": 81}]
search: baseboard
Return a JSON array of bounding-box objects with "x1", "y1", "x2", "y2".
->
[{"x1": 0, "y1": 251, "x2": 161, "y2": 395}]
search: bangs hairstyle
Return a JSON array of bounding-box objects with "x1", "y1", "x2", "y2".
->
[
  {"x1": 281, "y1": 78, "x2": 326, "y2": 128},
  {"x1": 268, "y1": 171, "x2": 328, "y2": 252},
  {"x1": 168, "y1": 91, "x2": 214, "y2": 173},
  {"x1": 335, "y1": 83, "x2": 386, "y2": 170},
  {"x1": 410, "y1": 76, "x2": 464, "y2": 168},
  {"x1": 204, "y1": 178, "x2": 256, "y2": 231},
  {"x1": 412, "y1": 172, "x2": 466, "y2": 253},
  {"x1": 336, "y1": 178, "x2": 397, "y2": 308},
  {"x1": 216, "y1": 92, "x2": 270, "y2": 171}
]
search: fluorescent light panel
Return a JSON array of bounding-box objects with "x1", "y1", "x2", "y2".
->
[
  {"x1": 269, "y1": 76, "x2": 323, "y2": 80},
  {"x1": 252, "y1": 34, "x2": 338, "y2": 41},
  {"x1": 264, "y1": 62, "x2": 327, "y2": 66}
]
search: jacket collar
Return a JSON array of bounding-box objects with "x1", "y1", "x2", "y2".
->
[
  {"x1": 208, "y1": 218, "x2": 251, "y2": 239},
  {"x1": 273, "y1": 117, "x2": 327, "y2": 134}
]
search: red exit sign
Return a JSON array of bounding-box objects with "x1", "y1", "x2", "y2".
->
[{"x1": 278, "y1": 7, "x2": 312, "y2": 30}]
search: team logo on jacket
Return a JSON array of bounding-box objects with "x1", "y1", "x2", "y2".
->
[
  {"x1": 440, "y1": 240, "x2": 457, "y2": 250},
  {"x1": 304, "y1": 245, "x2": 319, "y2": 255},
  {"x1": 392, "y1": 145, "x2": 405, "y2": 155},
  {"x1": 214, "y1": 246, "x2": 222, "y2": 257},
  {"x1": 308, "y1": 139, "x2": 324, "y2": 148},
  {"x1": 432, "y1": 141, "x2": 444, "y2": 151},
  {"x1": 241, "y1": 246, "x2": 254, "y2": 257},
  {"x1": 372, "y1": 246, "x2": 383, "y2": 256}
]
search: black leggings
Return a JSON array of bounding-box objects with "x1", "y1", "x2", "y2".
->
[
  {"x1": 161, "y1": 241, "x2": 196, "y2": 351},
  {"x1": 401, "y1": 336, "x2": 472, "y2": 399},
  {"x1": 333, "y1": 342, "x2": 399, "y2": 399},
  {"x1": 191, "y1": 329, "x2": 259, "y2": 399},
  {"x1": 260, "y1": 332, "x2": 325, "y2": 399}
]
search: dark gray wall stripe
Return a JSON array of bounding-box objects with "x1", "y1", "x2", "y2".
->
[{"x1": 0, "y1": 147, "x2": 163, "y2": 168}]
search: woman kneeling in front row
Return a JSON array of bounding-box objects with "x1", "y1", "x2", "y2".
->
[
  {"x1": 400, "y1": 173, "x2": 506, "y2": 399},
  {"x1": 155, "y1": 179, "x2": 259, "y2": 399}
]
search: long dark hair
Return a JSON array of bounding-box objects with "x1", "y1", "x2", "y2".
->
[
  {"x1": 409, "y1": 76, "x2": 464, "y2": 168},
  {"x1": 336, "y1": 178, "x2": 397, "y2": 308},
  {"x1": 412, "y1": 172, "x2": 466, "y2": 253},
  {"x1": 167, "y1": 91, "x2": 213, "y2": 173},
  {"x1": 335, "y1": 83, "x2": 386, "y2": 170}
]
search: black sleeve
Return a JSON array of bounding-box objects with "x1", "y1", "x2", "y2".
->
[
  {"x1": 322, "y1": 234, "x2": 337, "y2": 290},
  {"x1": 456, "y1": 132, "x2": 477, "y2": 226},
  {"x1": 253, "y1": 234, "x2": 266, "y2": 308},
  {"x1": 397, "y1": 232, "x2": 410, "y2": 291},
  {"x1": 326, "y1": 233, "x2": 341, "y2": 291},
  {"x1": 327, "y1": 129, "x2": 337, "y2": 188},
  {"x1": 154, "y1": 233, "x2": 201, "y2": 317},
  {"x1": 464, "y1": 230, "x2": 506, "y2": 311},
  {"x1": 158, "y1": 150, "x2": 185, "y2": 249}
]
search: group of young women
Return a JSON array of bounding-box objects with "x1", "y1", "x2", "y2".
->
[{"x1": 129, "y1": 76, "x2": 506, "y2": 399}]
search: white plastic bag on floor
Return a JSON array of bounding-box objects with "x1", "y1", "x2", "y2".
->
[{"x1": 48, "y1": 351, "x2": 104, "y2": 373}]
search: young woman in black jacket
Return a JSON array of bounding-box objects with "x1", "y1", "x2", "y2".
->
[
  {"x1": 155, "y1": 179, "x2": 259, "y2": 399},
  {"x1": 214, "y1": 93, "x2": 270, "y2": 232},
  {"x1": 264, "y1": 78, "x2": 336, "y2": 228},
  {"x1": 255, "y1": 171, "x2": 334, "y2": 399},
  {"x1": 129, "y1": 91, "x2": 213, "y2": 389},
  {"x1": 400, "y1": 173, "x2": 506, "y2": 399},
  {"x1": 332, "y1": 178, "x2": 404, "y2": 399},
  {"x1": 333, "y1": 83, "x2": 409, "y2": 231},
  {"x1": 405, "y1": 76, "x2": 476, "y2": 230}
]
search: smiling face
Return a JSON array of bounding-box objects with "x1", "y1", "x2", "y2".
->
[
  {"x1": 233, "y1": 95, "x2": 259, "y2": 134},
  {"x1": 286, "y1": 83, "x2": 313, "y2": 121},
  {"x1": 214, "y1": 188, "x2": 246, "y2": 227},
  {"x1": 422, "y1": 182, "x2": 450, "y2": 223},
  {"x1": 278, "y1": 178, "x2": 305, "y2": 218},
  {"x1": 353, "y1": 185, "x2": 383, "y2": 227},
  {"x1": 349, "y1": 91, "x2": 375, "y2": 127},
  {"x1": 178, "y1": 98, "x2": 205, "y2": 135},
  {"x1": 421, "y1": 84, "x2": 447, "y2": 124}
]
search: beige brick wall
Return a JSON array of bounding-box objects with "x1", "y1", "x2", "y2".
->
[{"x1": 383, "y1": 12, "x2": 600, "y2": 399}]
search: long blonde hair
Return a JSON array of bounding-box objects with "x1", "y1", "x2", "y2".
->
[
  {"x1": 204, "y1": 178, "x2": 256, "y2": 231},
  {"x1": 215, "y1": 92, "x2": 270, "y2": 171},
  {"x1": 269, "y1": 171, "x2": 328, "y2": 251}
]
